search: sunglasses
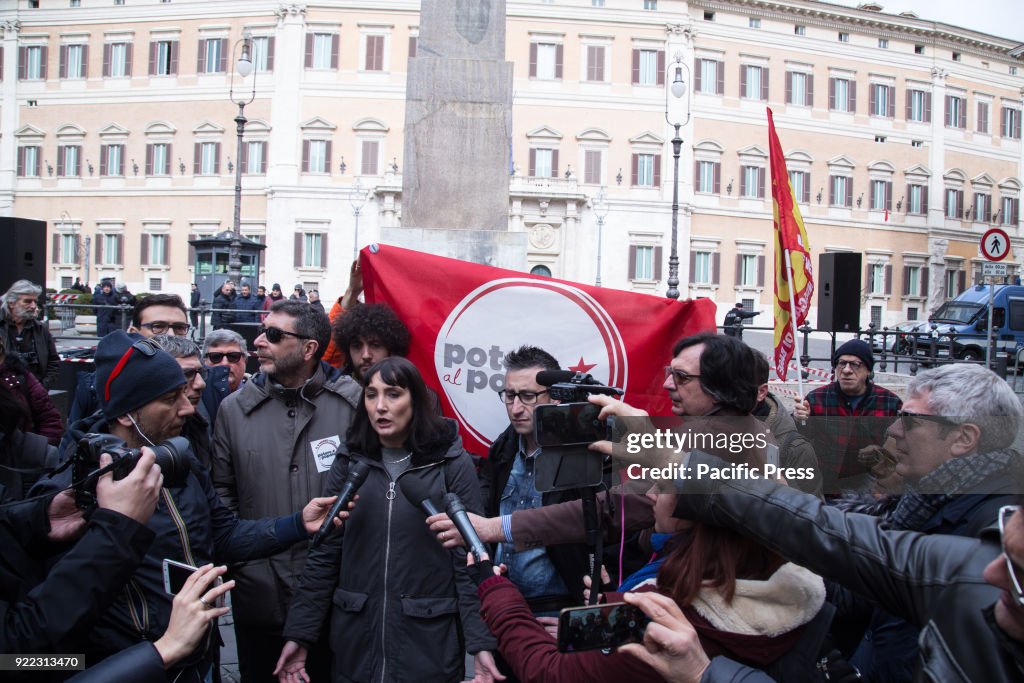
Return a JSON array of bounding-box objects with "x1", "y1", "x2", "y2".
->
[
  {"x1": 258, "y1": 325, "x2": 312, "y2": 343},
  {"x1": 206, "y1": 351, "x2": 245, "y2": 364},
  {"x1": 139, "y1": 321, "x2": 192, "y2": 336},
  {"x1": 999, "y1": 505, "x2": 1024, "y2": 607},
  {"x1": 894, "y1": 410, "x2": 957, "y2": 432},
  {"x1": 183, "y1": 366, "x2": 210, "y2": 383}
]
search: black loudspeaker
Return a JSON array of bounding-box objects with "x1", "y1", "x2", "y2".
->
[
  {"x1": 817, "y1": 253, "x2": 862, "y2": 332},
  {"x1": 0, "y1": 217, "x2": 47, "y2": 293}
]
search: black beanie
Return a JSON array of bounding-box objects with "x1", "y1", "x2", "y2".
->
[
  {"x1": 94, "y1": 331, "x2": 186, "y2": 421},
  {"x1": 832, "y1": 339, "x2": 874, "y2": 371}
]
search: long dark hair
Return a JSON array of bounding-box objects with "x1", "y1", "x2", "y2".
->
[{"x1": 347, "y1": 356, "x2": 446, "y2": 458}]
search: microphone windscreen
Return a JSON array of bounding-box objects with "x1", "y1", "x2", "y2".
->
[
  {"x1": 347, "y1": 459, "x2": 371, "y2": 485},
  {"x1": 535, "y1": 370, "x2": 576, "y2": 387}
]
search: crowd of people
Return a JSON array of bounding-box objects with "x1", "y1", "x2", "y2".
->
[{"x1": 0, "y1": 268, "x2": 1023, "y2": 683}]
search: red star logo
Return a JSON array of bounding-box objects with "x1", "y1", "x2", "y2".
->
[{"x1": 568, "y1": 357, "x2": 597, "y2": 374}]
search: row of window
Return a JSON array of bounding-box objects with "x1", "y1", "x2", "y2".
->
[
  {"x1": 52, "y1": 232, "x2": 168, "y2": 267},
  {"x1": 693, "y1": 60, "x2": 1022, "y2": 137}
]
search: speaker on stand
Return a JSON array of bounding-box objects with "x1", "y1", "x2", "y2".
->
[{"x1": 817, "y1": 252, "x2": 862, "y2": 333}]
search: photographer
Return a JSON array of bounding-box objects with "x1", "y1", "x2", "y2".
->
[
  {"x1": 1, "y1": 449, "x2": 161, "y2": 659},
  {"x1": 34, "y1": 331, "x2": 340, "y2": 681}
]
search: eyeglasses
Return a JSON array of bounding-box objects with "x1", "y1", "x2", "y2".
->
[
  {"x1": 664, "y1": 366, "x2": 701, "y2": 386},
  {"x1": 895, "y1": 410, "x2": 957, "y2": 432},
  {"x1": 258, "y1": 325, "x2": 312, "y2": 343},
  {"x1": 999, "y1": 505, "x2": 1024, "y2": 607},
  {"x1": 139, "y1": 321, "x2": 192, "y2": 336},
  {"x1": 497, "y1": 389, "x2": 549, "y2": 405},
  {"x1": 182, "y1": 366, "x2": 210, "y2": 384},
  {"x1": 206, "y1": 351, "x2": 245, "y2": 364},
  {"x1": 835, "y1": 360, "x2": 865, "y2": 370}
]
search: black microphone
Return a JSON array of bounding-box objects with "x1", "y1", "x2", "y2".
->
[
  {"x1": 400, "y1": 475, "x2": 444, "y2": 516},
  {"x1": 312, "y1": 459, "x2": 370, "y2": 548},
  {"x1": 535, "y1": 370, "x2": 582, "y2": 386},
  {"x1": 446, "y1": 492, "x2": 490, "y2": 562}
]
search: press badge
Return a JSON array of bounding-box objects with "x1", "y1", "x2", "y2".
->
[{"x1": 311, "y1": 435, "x2": 342, "y2": 473}]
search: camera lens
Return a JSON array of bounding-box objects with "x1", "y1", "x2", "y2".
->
[{"x1": 150, "y1": 436, "x2": 193, "y2": 487}]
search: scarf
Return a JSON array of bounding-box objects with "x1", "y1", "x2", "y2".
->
[{"x1": 617, "y1": 533, "x2": 674, "y2": 592}]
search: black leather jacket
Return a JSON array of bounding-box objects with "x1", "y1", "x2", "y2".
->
[{"x1": 675, "y1": 451, "x2": 1024, "y2": 682}]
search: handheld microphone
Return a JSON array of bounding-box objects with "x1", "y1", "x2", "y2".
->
[
  {"x1": 312, "y1": 459, "x2": 370, "y2": 548},
  {"x1": 399, "y1": 475, "x2": 444, "y2": 516},
  {"x1": 445, "y1": 492, "x2": 490, "y2": 562}
]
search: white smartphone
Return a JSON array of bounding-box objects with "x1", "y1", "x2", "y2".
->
[{"x1": 162, "y1": 558, "x2": 228, "y2": 607}]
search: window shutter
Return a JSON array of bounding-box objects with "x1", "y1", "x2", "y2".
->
[
  {"x1": 294, "y1": 233, "x2": 303, "y2": 267},
  {"x1": 902, "y1": 266, "x2": 910, "y2": 295},
  {"x1": 214, "y1": 142, "x2": 221, "y2": 174},
  {"x1": 829, "y1": 177, "x2": 835, "y2": 206},
  {"x1": 320, "y1": 234, "x2": 329, "y2": 268},
  {"x1": 740, "y1": 169, "x2": 747, "y2": 196},
  {"x1": 846, "y1": 177, "x2": 853, "y2": 207},
  {"x1": 654, "y1": 246, "x2": 663, "y2": 280},
  {"x1": 188, "y1": 232, "x2": 197, "y2": 266},
  {"x1": 218, "y1": 39, "x2": 227, "y2": 72},
  {"x1": 905, "y1": 90, "x2": 912, "y2": 119},
  {"x1": 848, "y1": 80, "x2": 856, "y2": 113},
  {"x1": 806, "y1": 74, "x2": 813, "y2": 106},
  {"x1": 735, "y1": 254, "x2": 743, "y2": 286},
  {"x1": 80, "y1": 45, "x2": 88, "y2": 78},
  {"x1": 1001, "y1": 106, "x2": 1007, "y2": 136},
  {"x1": 240, "y1": 140, "x2": 248, "y2": 171},
  {"x1": 887, "y1": 86, "x2": 895, "y2": 118},
  {"x1": 16, "y1": 147, "x2": 24, "y2": 176},
  {"x1": 630, "y1": 49, "x2": 639, "y2": 84},
  {"x1": 886, "y1": 181, "x2": 892, "y2": 211},
  {"x1": 57, "y1": 147, "x2": 65, "y2": 176},
  {"x1": 716, "y1": 60, "x2": 724, "y2": 94},
  {"x1": 694, "y1": 160, "x2": 700, "y2": 191},
  {"x1": 869, "y1": 84, "x2": 875, "y2": 115},
  {"x1": 116, "y1": 235, "x2": 124, "y2": 265},
  {"x1": 103, "y1": 43, "x2": 110, "y2": 77},
  {"x1": 758, "y1": 167, "x2": 765, "y2": 198},
  {"x1": 740, "y1": 65, "x2": 747, "y2": 98},
  {"x1": 653, "y1": 155, "x2": 661, "y2": 187},
  {"x1": 959, "y1": 101, "x2": 966, "y2": 129},
  {"x1": 40, "y1": 46, "x2": 47, "y2": 79},
  {"x1": 95, "y1": 236, "x2": 103, "y2": 265},
  {"x1": 628, "y1": 246, "x2": 637, "y2": 279},
  {"x1": 331, "y1": 34, "x2": 339, "y2": 69},
  {"x1": 555, "y1": 44, "x2": 563, "y2": 79},
  {"x1": 761, "y1": 67, "x2": 769, "y2": 100},
  {"x1": 945, "y1": 96, "x2": 952, "y2": 126},
  {"x1": 125, "y1": 43, "x2": 132, "y2": 76},
  {"x1": 712, "y1": 253, "x2": 720, "y2": 285},
  {"x1": 713, "y1": 163, "x2": 721, "y2": 194},
  {"x1": 305, "y1": 34, "x2": 314, "y2": 68},
  {"x1": 100, "y1": 145, "x2": 108, "y2": 175},
  {"x1": 325, "y1": 141, "x2": 333, "y2": 173},
  {"x1": 141, "y1": 234, "x2": 149, "y2": 265},
  {"x1": 266, "y1": 37, "x2": 275, "y2": 71},
  {"x1": 408, "y1": 36, "x2": 416, "y2": 59},
  {"x1": 260, "y1": 142, "x2": 268, "y2": 173},
  {"x1": 924, "y1": 92, "x2": 931, "y2": 122},
  {"x1": 197, "y1": 39, "x2": 206, "y2": 72},
  {"x1": 193, "y1": 142, "x2": 201, "y2": 174},
  {"x1": 52, "y1": 234, "x2": 60, "y2": 263},
  {"x1": 757, "y1": 255, "x2": 765, "y2": 287},
  {"x1": 18, "y1": 47, "x2": 26, "y2": 80},
  {"x1": 884, "y1": 265, "x2": 892, "y2": 295},
  {"x1": 656, "y1": 50, "x2": 665, "y2": 86},
  {"x1": 169, "y1": 41, "x2": 178, "y2": 75},
  {"x1": 528, "y1": 149, "x2": 536, "y2": 177},
  {"x1": 59, "y1": 45, "x2": 68, "y2": 79},
  {"x1": 958, "y1": 270, "x2": 966, "y2": 292},
  {"x1": 921, "y1": 268, "x2": 929, "y2": 297},
  {"x1": 828, "y1": 78, "x2": 836, "y2": 110},
  {"x1": 689, "y1": 251, "x2": 696, "y2": 284},
  {"x1": 302, "y1": 141, "x2": 310, "y2": 172},
  {"x1": 802, "y1": 175, "x2": 810, "y2": 204},
  {"x1": 694, "y1": 58, "x2": 702, "y2": 91},
  {"x1": 785, "y1": 71, "x2": 792, "y2": 103},
  {"x1": 529, "y1": 43, "x2": 537, "y2": 78},
  {"x1": 631, "y1": 154, "x2": 639, "y2": 186},
  {"x1": 145, "y1": 144, "x2": 153, "y2": 175},
  {"x1": 922, "y1": 188, "x2": 928, "y2": 214}
]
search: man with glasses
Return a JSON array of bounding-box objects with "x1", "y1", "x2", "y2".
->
[
  {"x1": 149, "y1": 334, "x2": 218, "y2": 469},
  {"x1": 203, "y1": 328, "x2": 250, "y2": 393},
  {"x1": 793, "y1": 338, "x2": 901, "y2": 491},
  {"x1": 212, "y1": 300, "x2": 361, "y2": 683}
]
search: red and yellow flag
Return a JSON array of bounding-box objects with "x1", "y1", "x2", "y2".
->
[{"x1": 768, "y1": 108, "x2": 814, "y2": 381}]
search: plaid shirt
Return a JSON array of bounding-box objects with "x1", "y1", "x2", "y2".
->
[{"x1": 799, "y1": 381, "x2": 903, "y2": 489}]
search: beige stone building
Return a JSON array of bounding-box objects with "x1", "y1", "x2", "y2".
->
[{"x1": 1, "y1": 0, "x2": 1021, "y2": 328}]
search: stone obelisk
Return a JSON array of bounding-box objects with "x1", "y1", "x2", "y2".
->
[{"x1": 383, "y1": 0, "x2": 525, "y2": 269}]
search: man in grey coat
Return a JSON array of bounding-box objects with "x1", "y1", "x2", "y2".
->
[{"x1": 212, "y1": 299, "x2": 362, "y2": 683}]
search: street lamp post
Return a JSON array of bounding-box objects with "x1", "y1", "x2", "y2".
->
[
  {"x1": 228, "y1": 31, "x2": 255, "y2": 286},
  {"x1": 592, "y1": 186, "x2": 609, "y2": 287},
  {"x1": 664, "y1": 52, "x2": 690, "y2": 300},
  {"x1": 349, "y1": 178, "x2": 368, "y2": 259}
]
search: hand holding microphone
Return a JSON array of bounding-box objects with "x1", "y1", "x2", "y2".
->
[
  {"x1": 312, "y1": 459, "x2": 370, "y2": 548},
  {"x1": 401, "y1": 478, "x2": 490, "y2": 562}
]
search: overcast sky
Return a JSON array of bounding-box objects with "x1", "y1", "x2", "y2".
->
[{"x1": 828, "y1": 0, "x2": 1023, "y2": 43}]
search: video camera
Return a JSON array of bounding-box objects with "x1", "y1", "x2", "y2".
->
[
  {"x1": 533, "y1": 371, "x2": 623, "y2": 492},
  {"x1": 71, "y1": 434, "x2": 192, "y2": 511}
]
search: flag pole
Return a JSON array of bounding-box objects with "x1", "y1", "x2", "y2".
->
[{"x1": 783, "y1": 249, "x2": 806, "y2": 402}]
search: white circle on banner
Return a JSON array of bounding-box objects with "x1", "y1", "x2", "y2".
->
[{"x1": 434, "y1": 279, "x2": 627, "y2": 446}]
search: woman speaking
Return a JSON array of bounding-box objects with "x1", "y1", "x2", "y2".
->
[{"x1": 275, "y1": 357, "x2": 501, "y2": 682}]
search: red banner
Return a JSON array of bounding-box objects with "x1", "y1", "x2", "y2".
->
[
  {"x1": 361, "y1": 244, "x2": 717, "y2": 455},
  {"x1": 768, "y1": 108, "x2": 814, "y2": 381}
]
